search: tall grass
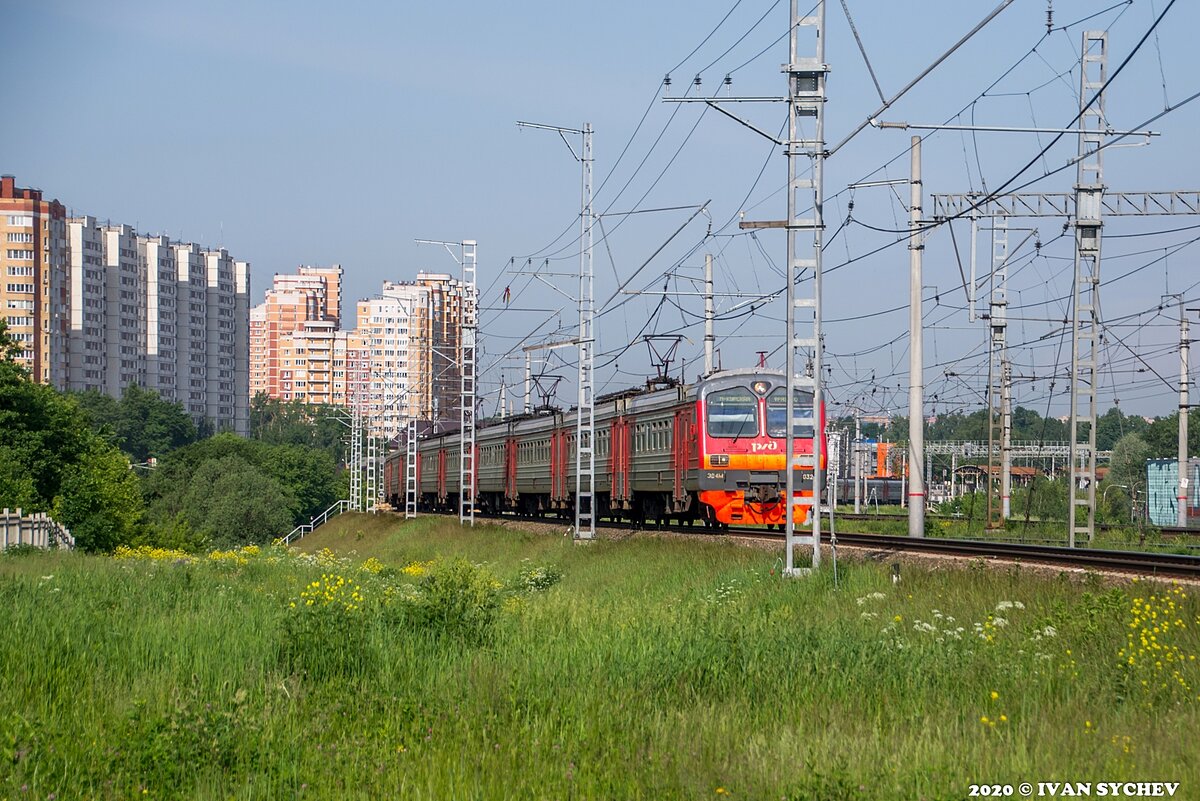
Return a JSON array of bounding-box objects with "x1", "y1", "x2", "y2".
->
[{"x1": 1, "y1": 516, "x2": 1197, "y2": 800}]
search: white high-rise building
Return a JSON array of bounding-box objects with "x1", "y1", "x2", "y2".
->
[
  {"x1": 142, "y1": 235, "x2": 178, "y2": 402},
  {"x1": 63, "y1": 216, "x2": 250, "y2": 434},
  {"x1": 175, "y1": 243, "x2": 210, "y2": 425},
  {"x1": 66, "y1": 216, "x2": 106, "y2": 391}
]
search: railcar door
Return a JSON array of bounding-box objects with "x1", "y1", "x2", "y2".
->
[
  {"x1": 549, "y1": 428, "x2": 564, "y2": 506},
  {"x1": 505, "y1": 436, "x2": 518, "y2": 506},
  {"x1": 672, "y1": 407, "x2": 696, "y2": 511},
  {"x1": 609, "y1": 416, "x2": 631, "y2": 508},
  {"x1": 437, "y1": 448, "x2": 447, "y2": 504}
]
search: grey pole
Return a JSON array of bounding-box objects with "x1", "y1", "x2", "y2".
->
[
  {"x1": 854, "y1": 412, "x2": 862, "y2": 514},
  {"x1": 1001, "y1": 358, "x2": 1012, "y2": 519},
  {"x1": 968, "y1": 209, "x2": 978, "y2": 322},
  {"x1": 1180, "y1": 305, "x2": 1190, "y2": 528},
  {"x1": 524, "y1": 353, "x2": 532, "y2": 414},
  {"x1": 908, "y1": 136, "x2": 925, "y2": 538},
  {"x1": 704, "y1": 253, "x2": 715, "y2": 376}
]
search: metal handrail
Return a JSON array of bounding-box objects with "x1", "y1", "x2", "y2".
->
[{"x1": 282, "y1": 499, "x2": 352, "y2": 545}]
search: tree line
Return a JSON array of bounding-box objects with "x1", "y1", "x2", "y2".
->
[
  {"x1": 839, "y1": 405, "x2": 1195, "y2": 456},
  {"x1": 0, "y1": 323, "x2": 350, "y2": 552}
]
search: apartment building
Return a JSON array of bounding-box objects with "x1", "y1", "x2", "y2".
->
[
  {"x1": 248, "y1": 265, "x2": 342, "y2": 400},
  {"x1": 0, "y1": 176, "x2": 67, "y2": 386},
  {"x1": 175, "y1": 243, "x2": 211, "y2": 424},
  {"x1": 349, "y1": 272, "x2": 466, "y2": 439},
  {"x1": 246, "y1": 265, "x2": 467, "y2": 439},
  {"x1": 62, "y1": 215, "x2": 249, "y2": 434}
]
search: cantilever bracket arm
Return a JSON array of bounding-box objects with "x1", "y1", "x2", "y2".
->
[{"x1": 703, "y1": 101, "x2": 783, "y2": 145}]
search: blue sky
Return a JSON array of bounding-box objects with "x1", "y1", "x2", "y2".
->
[{"x1": 5, "y1": 0, "x2": 1199, "y2": 419}]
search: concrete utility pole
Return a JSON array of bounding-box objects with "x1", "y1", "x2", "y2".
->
[
  {"x1": 908, "y1": 136, "x2": 925, "y2": 538},
  {"x1": 704, "y1": 253, "x2": 715, "y2": 376},
  {"x1": 1180, "y1": 303, "x2": 1190, "y2": 528},
  {"x1": 985, "y1": 213, "x2": 1010, "y2": 529},
  {"x1": 854, "y1": 411, "x2": 862, "y2": 514},
  {"x1": 1001, "y1": 359, "x2": 1012, "y2": 518}
]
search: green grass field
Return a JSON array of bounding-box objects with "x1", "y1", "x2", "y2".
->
[{"x1": 1, "y1": 514, "x2": 1197, "y2": 800}]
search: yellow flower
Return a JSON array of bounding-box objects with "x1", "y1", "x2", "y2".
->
[
  {"x1": 893, "y1": 615, "x2": 903, "y2": 623},
  {"x1": 990, "y1": 691, "x2": 999, "y2": 701},
  {"x1": 715, "y1": 788, "x2": 728, "y2": 796}
]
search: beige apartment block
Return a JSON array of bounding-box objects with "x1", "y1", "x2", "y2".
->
[
  {"x1": 249, "y1": 265, "x2": 342, "y2": 401},
  {"x1": 351, "y1": 271, "x2": 465, "y2": 439}
]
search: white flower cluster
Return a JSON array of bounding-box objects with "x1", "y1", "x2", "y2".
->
[{"x1": 1031, "y1": 624, "x2": 1058, "y2": 641}]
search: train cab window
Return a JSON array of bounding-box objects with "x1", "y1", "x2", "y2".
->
[
  {"x1": 766, "y1": 388, "x2": 814, "y2": 438},
  {"x1": 706, "y1": 388, "x2": 759, "y2": 438}
]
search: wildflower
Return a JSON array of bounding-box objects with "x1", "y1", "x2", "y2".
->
[
  {"x1": 999, "y1": 714, "x2": 1007, "y2": 722},
  {"x1": 893, "y1": 615, "x2": 903, "y2": 623},
  {"x1": 716, "y1": 788, "x2": 728, "y2": 796},
  {"x1": 990, "y1": 691, "x2": 999, "y2": 701}
]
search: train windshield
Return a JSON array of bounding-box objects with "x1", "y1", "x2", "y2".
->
[
  {"x1": 706, "y1": 387, "x2": 759, "y2": 438},
  {"x1": 766, "y1": 388, "x2": 814, "y2": 438}
]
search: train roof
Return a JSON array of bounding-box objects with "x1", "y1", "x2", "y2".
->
[{"x1": 409, "y1": 368, "x2": 799, "y2": 443}]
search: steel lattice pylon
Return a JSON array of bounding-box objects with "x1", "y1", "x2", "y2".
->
[
  {"x1": 783, "y1": 0, "x2": 826, "y2": 573},
  {"x1": 575, "y1": 125, "x2": 596, "y2": 541},
  {"x1": 365, "y1": 355, "x2": 378, "y2": 513},
  {"x1": 347, "y1": 347, "x2": 369, "y2": 512},
  {"x1": 1068, "y1": 31, "x2": 1107, "y2": 547},
  {"x1": 405, "y1": 418, "x2": 418, "y2": 519},
  {"x1": 460, "y1": 241, "x2": 477, "y2": 527}
]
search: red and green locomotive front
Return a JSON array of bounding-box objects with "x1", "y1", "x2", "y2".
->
[{"x1": 695, "y1": 370, "x2": 823, "y2": 526}]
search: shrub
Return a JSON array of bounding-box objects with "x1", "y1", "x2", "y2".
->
[
  {"x1": 404, "y1": 558, "x2": 502, "y2": 644},
  {"x1": 280, "y1": 573, "x2": 371, "y2": 679},
  {"x1": 515, "y1": 561, "x2": 563, "y2": 593}
]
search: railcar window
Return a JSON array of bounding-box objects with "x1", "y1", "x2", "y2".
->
[
  {"x1": 766, "y1": 388, "x2": 814, "y2": 438},
  {"x1": 707, "y1": 388, "x2": 759, "y2": 438}
]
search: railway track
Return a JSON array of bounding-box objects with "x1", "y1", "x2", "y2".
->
[
  {"x1": 410, "y1": 510, "x2": 1200, "y2": 580},
  {"x1": 832, "y1": 511, "x2": 1197, "y2": 537},
  {"x1": 722, "y1": 528, "x2": 1200, "y2": 580}
]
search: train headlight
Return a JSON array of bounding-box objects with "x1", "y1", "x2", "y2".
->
[
  {"x1": 752, "y1": 380, "x2": 770, "y2": 395},
  {"x1": 711, "y1": 454, "x2": 730, "y2": 466}
]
